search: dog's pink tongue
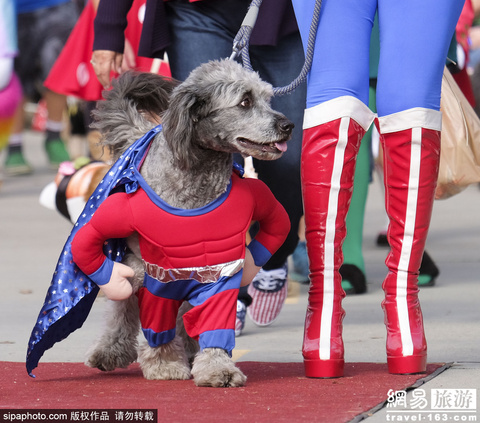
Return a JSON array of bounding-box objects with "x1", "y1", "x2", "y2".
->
[{"x1": 275, "y1": 141, "x2": 288, "y2": 152}]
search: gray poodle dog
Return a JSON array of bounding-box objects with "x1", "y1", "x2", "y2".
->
[{"x1": 85, "y1": 59, "x2": 293, "y2": 387}]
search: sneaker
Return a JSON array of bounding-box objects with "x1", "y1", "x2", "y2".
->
[
  {"x1": 247, "y1": 263, "x2": 288, "y2": 327},
  {"x1": 45, "y1": 139, "x2": 70, "y2": 168},
  {"x1": 235, "y1": 300, "x2": 247, "y2": 337},
  {"x1": 5, "y1": 150, "x2": 33, "y2": 175}
]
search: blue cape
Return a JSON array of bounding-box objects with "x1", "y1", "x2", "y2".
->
[{"x1": 26, "y1": 125, "x2": 163, "y2": 377}]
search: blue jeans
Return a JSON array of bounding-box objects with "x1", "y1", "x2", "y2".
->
[{"x1": 165, "y1": 0, "x2": 306, "y2": 270}]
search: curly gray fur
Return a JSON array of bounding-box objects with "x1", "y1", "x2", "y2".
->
[{"x1": 91, "y1": 71, "x2": 179, "y2": 161}]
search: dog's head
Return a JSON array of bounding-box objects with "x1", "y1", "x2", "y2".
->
[{"x1": 162, "y1": 59, "x2": 294, "y2": 170}]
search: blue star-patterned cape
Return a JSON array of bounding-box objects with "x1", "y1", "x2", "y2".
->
[{"x1": 26, "y1": 125, "x2": 163, "y2": 377}]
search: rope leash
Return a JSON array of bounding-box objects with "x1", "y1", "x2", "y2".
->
[{"x1": 230, "y1": 0, "x2": 322, "y2": 96}]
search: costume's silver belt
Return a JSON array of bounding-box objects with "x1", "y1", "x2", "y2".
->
[{"x1": 143, "y1": 259, "x2": 244, "y2": 284}]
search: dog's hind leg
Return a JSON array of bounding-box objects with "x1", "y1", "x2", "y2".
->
[
  {"x1": 85, "y1": 252, "x2": 143, "y2": 371},
  {"x1": 138, "y1": 337, "x2": 191, "y2": 380},
  {"x1": 191, "y1": 348, "x2": 247, "y2": 388},
  {"x1": 85, "y1": 294, "x2": 140, "y2": 371}
]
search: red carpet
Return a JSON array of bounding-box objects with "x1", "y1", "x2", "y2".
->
[{"x1": 0, "y1": 361, "x2": 445, "y2": 422}]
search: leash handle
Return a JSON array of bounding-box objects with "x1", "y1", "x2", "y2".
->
[{"x1": 230, "y1": 1, "x2": 261, "y2": 61}]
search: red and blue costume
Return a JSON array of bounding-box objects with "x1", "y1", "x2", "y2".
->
[{"x1": 71, "y1": 165, "x2": 289, "y2": 355}]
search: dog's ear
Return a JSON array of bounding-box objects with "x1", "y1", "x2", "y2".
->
[{"x1": 162, "y1": 84, "x2": 209, "y2": 170}]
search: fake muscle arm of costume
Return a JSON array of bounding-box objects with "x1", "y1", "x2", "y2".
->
[
  {"x1": 71, "y1": 193, "x2": 136, "y2": 300},
  {"x1": 244, "y1": 177, "x2": 290, "y2": 266},
  {"x1": 240, "y1": 178, "x2": 291, "y2": 286},
  {"x1": 72, "y1": 193, "x2": 134, "y2": 278}
]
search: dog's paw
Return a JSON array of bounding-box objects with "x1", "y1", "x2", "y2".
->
[
  {"x1": 138, "y1": 339, "x2": 191, "y2": 381},
  {"x1": 193, "y1": 365, "x2": 247, "y2": 388},
  {"x1": 85, "y1": 345, "x2": 137, "y2": 372},
  {"x1": 191, "y1": 348, "x2": 247, "y2": 388}
]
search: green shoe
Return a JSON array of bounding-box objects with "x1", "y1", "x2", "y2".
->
[
  {"x1": 45, "y1": 138, "x2": 70, "y2": 168},
  {"x1": 5, "y1": 150, "x2": 33, "y2": 176}
]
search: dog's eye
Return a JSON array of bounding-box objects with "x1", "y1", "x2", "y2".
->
[{"x1": 239, "y1": 97, "x2": 252, "y2": 108}]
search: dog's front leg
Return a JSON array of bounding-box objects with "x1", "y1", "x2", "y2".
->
[
  {"x1": 191, "y1": 348, "x2": 247, "y2": 388},
  {"x1": 138, "y1": 337, "x2": 191, "y2": 380}
]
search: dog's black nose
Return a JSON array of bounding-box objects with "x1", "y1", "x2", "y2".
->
[{"x1": 278, "y1": 118, "x2": 295, "y2": 134}]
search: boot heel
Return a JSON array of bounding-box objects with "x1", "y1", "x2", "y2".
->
[
  {"x1": 304, "y1": 358, "x2": 344, "y2": 378},
  {"x1": 387, "y1": 354, "x2": 427, "y2": 374}
]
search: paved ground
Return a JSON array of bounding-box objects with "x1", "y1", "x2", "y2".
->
[{"x1": 1, "y1": 129, "x2": 479, "y2": 421}]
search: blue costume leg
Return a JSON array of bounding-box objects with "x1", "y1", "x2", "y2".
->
[
  {"x1": 376, "y1": 0, "x2": 465, "y2": 115},
  {"x1": 292, "y1": 0, "x2": 376, "y2": 107}
]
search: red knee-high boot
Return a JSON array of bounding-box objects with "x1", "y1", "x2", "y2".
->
[
  {"x1": 302, "y1": 96, "x2": 374, "y2": 378},
  {"x1": 378, "y1": 108, "x2": 441, "y2": 374}
]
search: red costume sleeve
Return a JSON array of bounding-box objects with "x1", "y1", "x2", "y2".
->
[
  {"x1": 71, "y1": 192, "x2": 135, "y2": 278},
  {"x1": 245, "y1": 178, "x2": 290, "y2": 266}
]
